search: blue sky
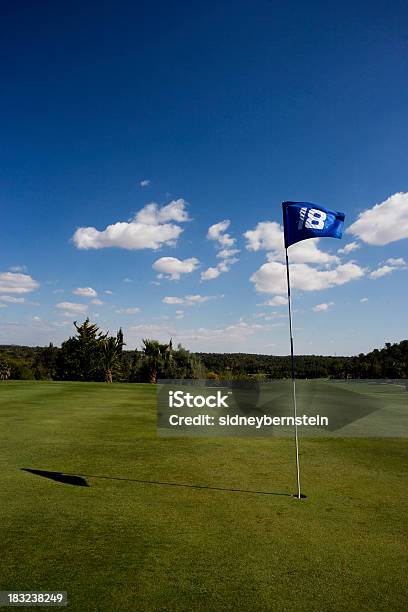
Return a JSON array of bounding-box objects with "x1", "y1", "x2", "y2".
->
[{"x1": 1, "y1": 0, "x2": 407, "y2": 354}]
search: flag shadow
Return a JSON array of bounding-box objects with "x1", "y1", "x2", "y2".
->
[
  {"x1": 22, "y1": 468, "x2": 89, "y2": 487},
  {"x1": 21, "y1": 468, "x2": 290, "y2": 496}
]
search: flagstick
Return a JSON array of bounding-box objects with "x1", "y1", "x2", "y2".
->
[{"x1": 285, "y1": 247, "x2": 302, "y2": 499}]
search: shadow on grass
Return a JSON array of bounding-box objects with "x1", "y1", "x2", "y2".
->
[
  {"x1": 21, "y1": 468, "x2": 290, "y2": 496},
  {"x1": 22, "y1": 468, "x2": 89, "y2": 487}
]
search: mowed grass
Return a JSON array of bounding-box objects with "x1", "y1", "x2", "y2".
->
[{"x1": 0, "y1": 381, "x2": 407, "y2": 611}]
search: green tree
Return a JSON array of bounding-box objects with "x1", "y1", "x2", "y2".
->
[
  {"x1": 141, "y1": 338, "x2": 173, "y2": 383},
  {"x1": 101, "y1": 331, "x2": 126, "y2": 383},
  {"x1": 164, "y1": 344, "x2": 205, "y2": 379},
  {"x1": 57, "y1": 319, "x2": 107, "y2": 381},
  {"x1": 41, "y1": 342, "x2": 58, "y2": 379}
]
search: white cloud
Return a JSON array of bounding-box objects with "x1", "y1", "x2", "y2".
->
[
  {"x1": 185, "y1": 294, "x2": 212, "y2": 305},
  {"x1": 254, "y1": 311, "x2": 285, "y2": 321},
  {"x1": 259, "y1": 296, "x2": 288, "y2": 306},
  {"x1": 338, "y1": 241, "x2": 360, "y2": 254},
  {"x1": 73, "y1": 287, "x2": 98, "y2": 298},
  {"x1": 126, "y1": 318, "x2": 282, "y2": 351},
  {"x1": 53, "y1": 289, "x2": 64, "y2": 294},
  {"x1": 217, "y1": 248, "x2": 240, "y2": 259},
  {"x1": 56, "y1": 301, "x2": 88, "y2": 316},
  {"x1": 313, "y1": 302, "x2": 334, "y2": 312},
  {"x1": 347, "y1": 192, "x2": 408, "y2": 245},
  {"x1": 0, "y1": 296, "x2": 26, "y2": 303},
  {"x1": 244, "y1": 221, "x2": 283, "y2": 252},
  {"x1": 91, "y1": 298, "x2": 103, "y2": 305},
  {"x1": 386, "y1": 257, "x2": 406, "y2": 267},
  {"x1": 140, "y1": 179, "x2": 151, "y2": 187},
  {"x1": 153, "y1": 256, "x2": 199, "y2": 280},
  {"x1": 123, "y1": 278, "x2": 132, "y2": 283},
  {"x1": 250, "y1": 261, "x2": 365, "y2": 294},
  {"x1": 116, "y1": 307, "x2": 141, "y2": 314},
  {"x1": 207, "y1": 220, "x2": 235, "y2": 247},
  {"x1": 369, "y1": 257, "x2": 407, "y2": 279},
  {"x1": 163, "y1": 294, "x2": 213, "y2": 306},
  {"x1": 0, "y1": 272, "x2": 39, "y2": 294},
  {"x1": 127, "y1": 323, "x2": 175, "y2": 343},
  {"x1": 244, "y1": 221, "x2": 339, "y2": 264},
  {"x1": 180, "y1": 319, "x2": 282, "y2": 343},
  {"x1": 284, "y1": 241, "x2": 339, "y2": 265},
  {"x1": 72, "y1": 199, "x2": 190, "y2": 250},
  {"x1": 105, "y1": 290, "x2": 113, "y2": 295},
  {"x1": 201, "y1": 266, "x2": 220, "y2": 280},
  {"x1": 360, "y1": 297, "x2": 369, "y2": 303},
  {"x1": 218, "y1": 257, "x2": 239, "y2": 271},
  {"x1": 136, "y1": 199, "x2": 190, "y2": 224},
  {"x1": 205, "y1": 220, "x2": 240, "y2": 277},
  {"x1": 369, "y1": 265, "x2": 394, "y2": 279},
  {"x1": 200, "y1": 257, "x2": 239, "y2": 281},
  {"x1": 175, "y1": 310, "x2": 184, "y2": 319}
]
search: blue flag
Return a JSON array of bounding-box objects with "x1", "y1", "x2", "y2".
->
[{"x1": 282, "y1": 201, "x2": 345, "y2": 248}]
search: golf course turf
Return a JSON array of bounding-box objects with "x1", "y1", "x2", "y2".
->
[{"x1": 0, "y1": 381, "x2": 406, "y2": 611}]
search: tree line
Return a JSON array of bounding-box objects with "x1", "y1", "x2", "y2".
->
[
  {"x1": 0, "y1": 319, "x2": 203, "y2": 383},
  {"x1": 198, "y1": 340, "x2": 408, "y2": 379},
  {"x1": 0, "y1": 319, "x2": 407, "y2": 382}
]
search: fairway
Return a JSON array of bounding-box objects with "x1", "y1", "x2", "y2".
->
[{"x1": 0, "y1": 381, "x2": 407, "y2": 611}]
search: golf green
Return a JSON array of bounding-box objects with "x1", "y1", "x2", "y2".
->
[{"x1": 0, "y1": 381, "x2": 406, "y2": 611}]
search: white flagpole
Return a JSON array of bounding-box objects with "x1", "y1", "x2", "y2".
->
[{"x1": 285, "y1": 247, "x2": 302, "y2": 499}]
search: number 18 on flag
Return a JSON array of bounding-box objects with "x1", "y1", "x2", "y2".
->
[{"x1": 282, "y1": 201, "x2": 345, "y2": 248}]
